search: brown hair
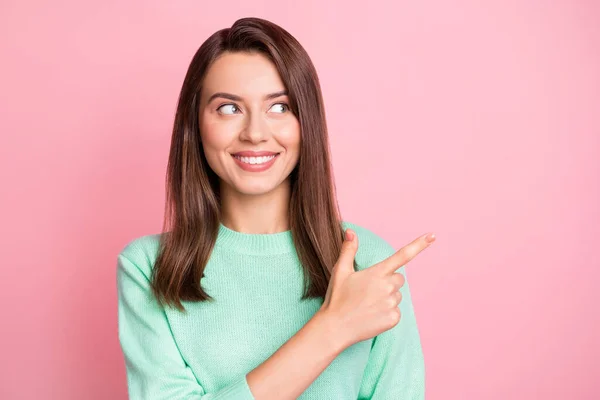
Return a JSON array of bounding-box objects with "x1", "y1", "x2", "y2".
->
[{"x1": 153, "y1": 17, "x2": 345, "y2": 311}]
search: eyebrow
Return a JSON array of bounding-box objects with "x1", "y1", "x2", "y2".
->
[{"x1": 207, "y1": 90, "x2": 288, "y2": 104}]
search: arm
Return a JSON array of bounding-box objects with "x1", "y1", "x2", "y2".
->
[
  {"x1": 118, "y1": 250, "x2": 347, "y2": 400},
  {"x1": 117, "y1": 253, "x2": 254, "y2": 399},
  {"x1": 246, "y1": 310, "x2": 346, "y2": 399},
  {"x1": 357, "y1": 265, "x2": 425, "y2": 400}
]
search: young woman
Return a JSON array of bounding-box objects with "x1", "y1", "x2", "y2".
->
[{"x1": 117, "y1": 17, "x2": 434, "y2": 400}]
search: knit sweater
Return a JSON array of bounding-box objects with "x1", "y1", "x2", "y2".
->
[{"x1": 116, "y1": 221, "x2": 425, "y2": 399}]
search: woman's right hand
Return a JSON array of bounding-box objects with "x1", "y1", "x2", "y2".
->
[{"x1": 319, "y1": 228, "x2": 436, "y2": 348}]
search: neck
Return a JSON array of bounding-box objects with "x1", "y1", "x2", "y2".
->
[{"x1": 219, "y1": 179, "x2": 291, "y2": 234}]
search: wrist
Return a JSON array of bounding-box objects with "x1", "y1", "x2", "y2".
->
[{"x1": 312, "y1": 308, "x2": 351, "y2": 354}]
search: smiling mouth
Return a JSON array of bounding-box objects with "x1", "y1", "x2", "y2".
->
[{"x1": 232, "y1": 153, "x2": 280, "y2": 165}]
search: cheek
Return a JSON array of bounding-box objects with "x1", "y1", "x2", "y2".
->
[
  {"x1": 200, "y1": 121, "x2": 231, "y2": 153},
  {"x1": 199, "y1": 128, "x2": 229, "y2": 175},
  {"x1": 275, "y1": 121, "x2": 301, "y2": 151}
]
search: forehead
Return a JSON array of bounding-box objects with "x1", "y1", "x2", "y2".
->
[{"x1": 201, "y1": 52, "x2": 285, "y2": 98}]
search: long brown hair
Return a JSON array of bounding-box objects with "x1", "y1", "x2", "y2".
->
[{"x1": 153, "y1": 17, "x2": 345, "y2": 311}]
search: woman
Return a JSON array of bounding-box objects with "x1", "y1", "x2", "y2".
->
[{"x1": 117, "y1": 17, "x2": 433, "y2": 400}]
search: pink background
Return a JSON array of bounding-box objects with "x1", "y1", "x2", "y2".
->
[{"x1": 1, "y1": 1, "x2": 598, "y2": 399}]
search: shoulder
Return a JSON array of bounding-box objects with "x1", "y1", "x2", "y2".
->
[
  {"x1": 116, "y1": 233, "x2": 163, "y2": 279},
  {"x1": 341, "y1": 221, "x2": 396, "y2": 271}
]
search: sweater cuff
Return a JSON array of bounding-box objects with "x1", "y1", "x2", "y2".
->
[{"x1": 214, "y1": 375, "x2": 255, "y2": 400}]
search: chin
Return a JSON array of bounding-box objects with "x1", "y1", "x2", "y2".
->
[{"x1": 233, "y1": 181, "x2": 279, "y2": 196}]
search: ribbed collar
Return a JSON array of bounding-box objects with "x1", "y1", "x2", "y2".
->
[{"x1": 215, "y1": 222, "x2": 296, "y2": 255}]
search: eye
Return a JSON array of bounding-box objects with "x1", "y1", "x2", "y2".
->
[
  {"x1": 217, "y1": 104, "x2": 240, "y2": 115},
  {"x1": 269, "y1": 103, "x2": 289, "y2": 113}
]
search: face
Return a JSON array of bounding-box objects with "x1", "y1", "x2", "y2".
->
[{"x1": 198, "y1": 51, "x2": 301, "y2": 196}]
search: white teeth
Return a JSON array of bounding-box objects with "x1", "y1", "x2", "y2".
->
[{"x1": 235, "y1": 155, "x2": 277, "y2": 165}]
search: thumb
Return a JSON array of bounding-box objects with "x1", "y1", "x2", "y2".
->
[{"x1": 334, "y1": 228, "x2": 358, "y2": 275}]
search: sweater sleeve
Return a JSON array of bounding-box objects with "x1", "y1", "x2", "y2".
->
[
  {"x1": 345, "y1": 222, "x2": 426, "y2": 400},
  {"x1": 116, "y1": 246, "x2": 255, "y2": 400},
  {"x1": 357, "y1": 264, "x2": 425, "y2": 399}
]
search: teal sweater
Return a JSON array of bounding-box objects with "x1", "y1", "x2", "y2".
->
[{"x1": 117, "y1": 221, "x2": 425, "y2": 399}]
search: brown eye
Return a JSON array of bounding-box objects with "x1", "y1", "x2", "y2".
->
[{"x1": 217, "y1": 104, "x2": 240, "y2": 115}]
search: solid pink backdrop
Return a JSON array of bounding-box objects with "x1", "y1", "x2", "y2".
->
[{"x1": 1, "y1": 1, "x2": 598, "y2": 399}]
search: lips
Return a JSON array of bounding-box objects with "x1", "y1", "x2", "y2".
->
[{"x1": 232, "y1": 152, "x2": 280, "y2": 172}]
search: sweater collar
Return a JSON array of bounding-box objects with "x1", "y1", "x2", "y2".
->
[{"x1": 215, "y1": 222, "x2": 296, "y2": 255}]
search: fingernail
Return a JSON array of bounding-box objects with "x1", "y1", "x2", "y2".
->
[
  {"x1": 345, "y1": 229, "x2": 354, "y2": 241},
  {"x1": 425, "y1": 233, "x2": 436, "y2": 243}
]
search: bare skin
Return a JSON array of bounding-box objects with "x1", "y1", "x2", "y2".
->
[
  {"x1": 197, "y1": 51, "x2": 436, "y2": 399},
  {"x1": 198, "y1": 51, "x2": 300, "y2": 234},
  {"x1": 246, "y1": 229, "x2": 435, "y2": 400}
]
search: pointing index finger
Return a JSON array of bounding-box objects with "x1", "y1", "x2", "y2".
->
[{"x1": 377, "y1": 232, "x2": 436, "y2": 274}]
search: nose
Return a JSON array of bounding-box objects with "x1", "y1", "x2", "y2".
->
[{"x1": 239, "y1": 111, "x2": 270, "y2": 144}]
